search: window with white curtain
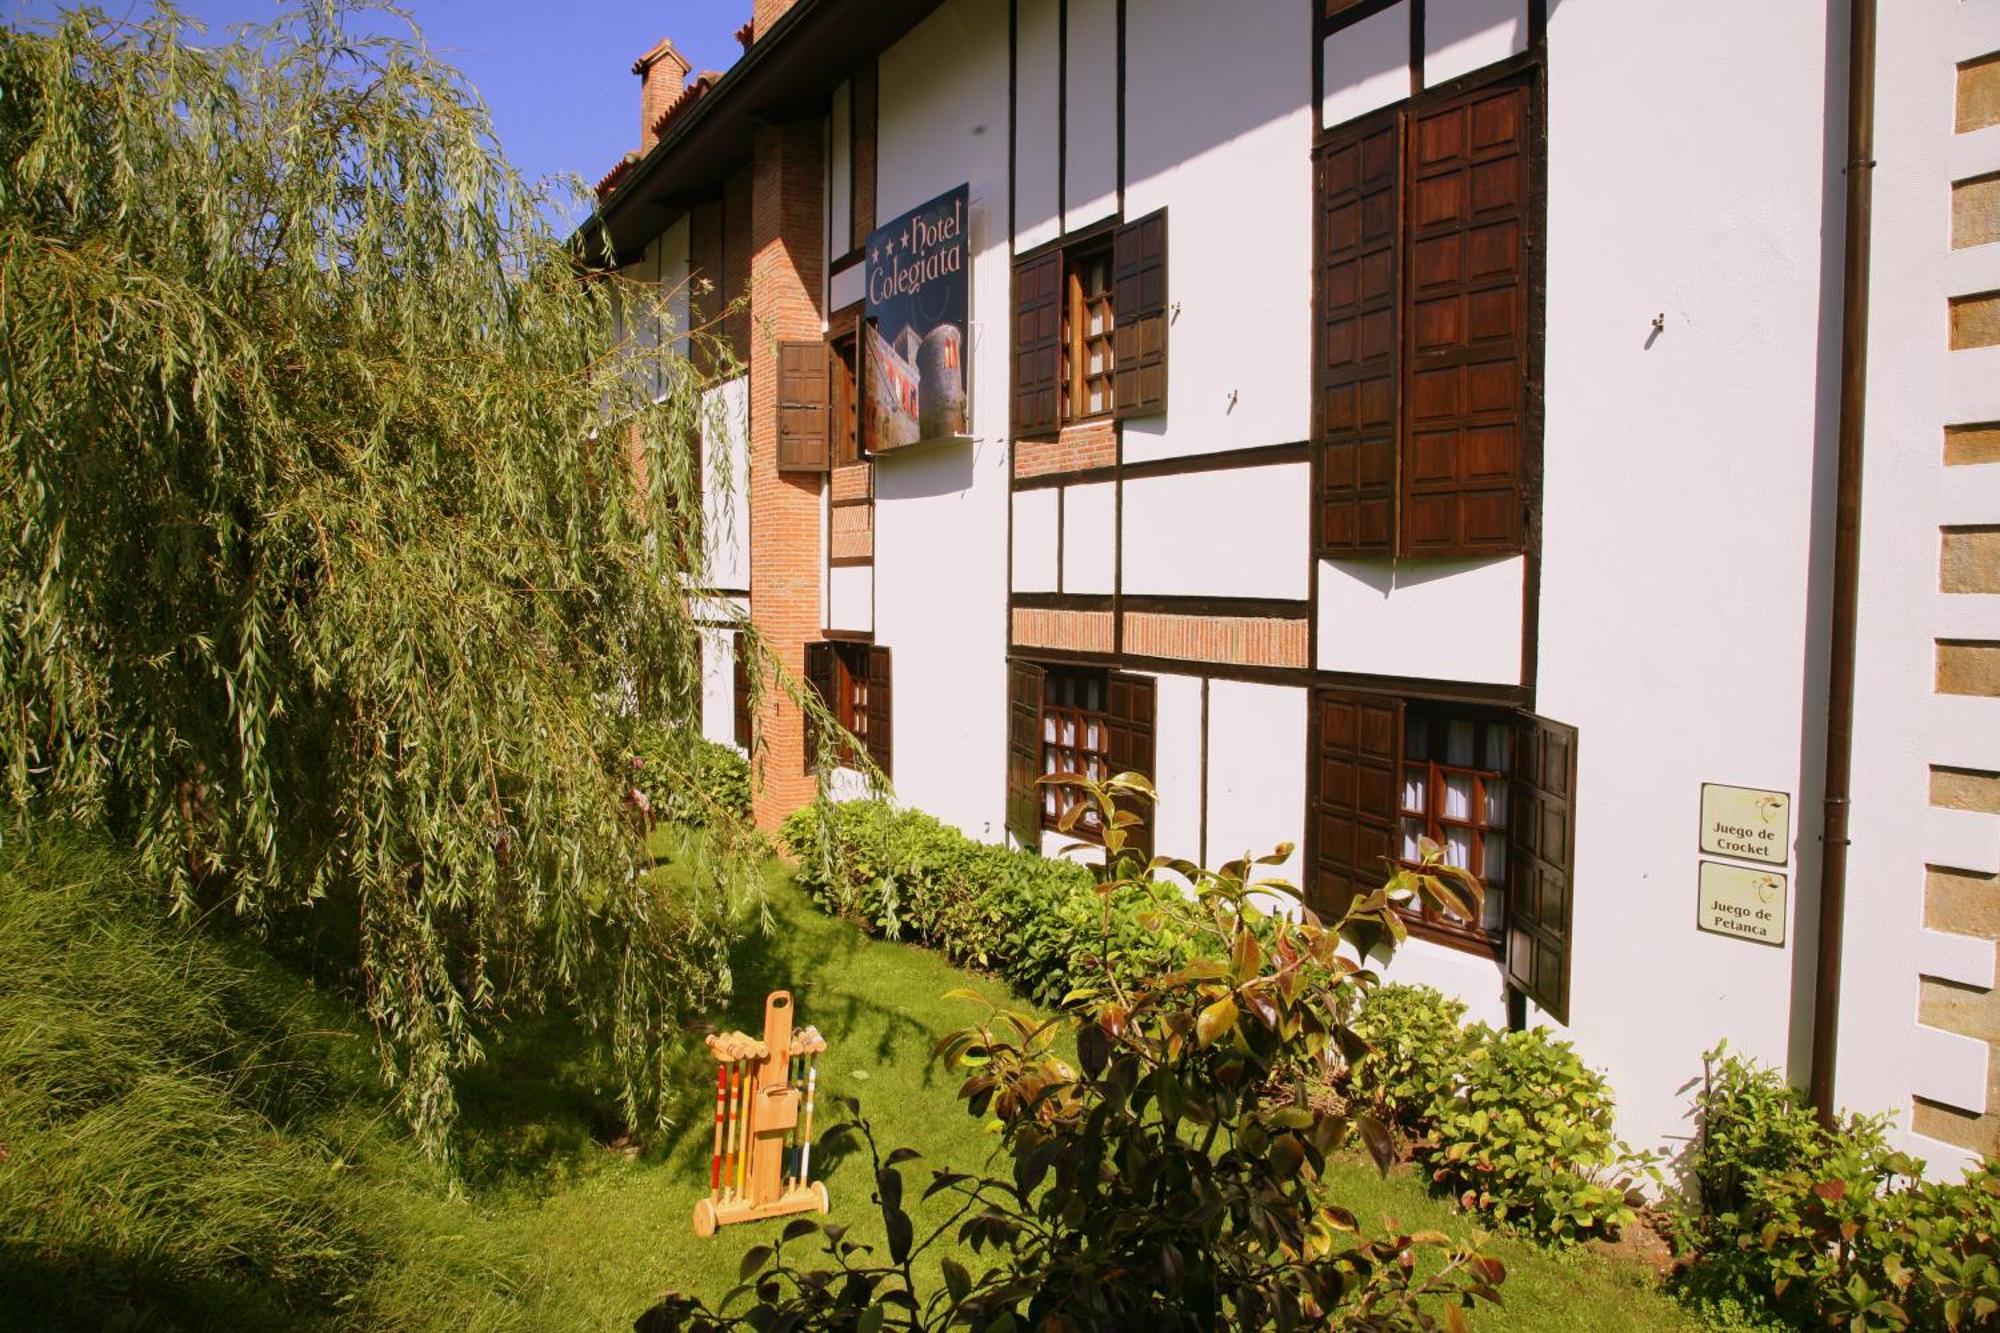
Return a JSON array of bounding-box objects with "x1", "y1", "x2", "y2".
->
[{"x1": 1398, "y1": 709, "x2": 1512, "y2": 947}]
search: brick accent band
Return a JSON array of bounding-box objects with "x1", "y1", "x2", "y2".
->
[
  {"x1": 831, "y1": 504, "x2": 873, "y2": 560},
  {"x1": 1012, "y1": 607, "x2": 1115, "y2": 654},
  {"x1": 1121, "y1": 612, "x2": 1309, "y2": 668},
  {"x1": 831, "y1": 462, "x2": 872, "y2": 502},
  {"x1": 1015, "y1": 419, "x2": 1117, "y2": 479}
]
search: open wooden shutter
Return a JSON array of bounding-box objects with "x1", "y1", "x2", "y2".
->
[
  {"x1": 1006, "y1": 660, "x2": 1046, "y2": 851},
  {"x1": 731, "y1": 631, "x2": 753, "y2": 750},
  {"x1": 1314, "y1": 110, "x2": 1402, "y2": 557},
  {"x1": 1112, "y1": 209, "x2": 1168, "y2": 419},
  {"x1": 1508, "y1": 711, "x2": 1575, "y2": 1024},
  {"x1": 777, "y1": 341, "x2": 831, "y2": 473},
  {"x1": 1401, "y1": 81, "x2": 1531, "y2": 555},
  {"x1": 865, "y1": 645, "x2": 892, "y2": 778},
  {"x1": 1011, "y1": 250, "x2": 1064, "y2": 438},
  {"x1": 1105, "y1": 672, "x2": 1157, "y2": 862},
  {"x1": 1311, "y1": 688, "x2": 1404, "y2": 920},
  {"x1": 804, "y1": 640, "x2": 836, "y2": 774}
]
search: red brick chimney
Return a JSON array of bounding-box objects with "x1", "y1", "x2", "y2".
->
[
  {"x1": 634, "y1": 37, "x2": 690, "y2": 153},
  {"x1": 752, "y1": 0, "x2": 797, "y2": 42}
]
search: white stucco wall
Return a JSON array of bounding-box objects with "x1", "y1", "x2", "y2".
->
[
  {"x1": 1063, "y1": 0, "x2": 1119, "y2": 234},
  {"x1": 1122, "y1": 0, "x2": 1311, "y2": 462},
  {"x1": 1062, "y1": 482, "x2": 1116, "y2": 594},
  {"x1": 828, "y1": 564, "x2": 872, "y2": 633},
  {"x1": 872, "y1": 0, "x2": 1013, "y2": 842},
  {"x1": 1317, "y1": 556, "x2": 1524, "y2": 686},
  {"x1": 1322, "y1": 1, "x2": 1408, "y2": 131},
  {"x1": 702, "y1": 376, "x2": 750, "y2": 593},
  {"x1": 698, "y1": 601, "x2": 750, "y2": 752},
  {"x1": 1013, "y1": 0, "x2": 1062, "y2": 252},
  {"x1": 1423, "y1": 0, "x2": 1527, "y2": 90},
  {"x1": 1533, "y1": 0, "x2": 1844, "y2": 1161},
  {"x1": 1011, "y1": 488, "x2": 1059, "y2": 591},
  {"x1": 1121, "y1": 465, "x2": 1310, "y2": 600},
  {"x1": 1150, "y1": 671, "x2": 1203, "y2": 867},
  {"x1": 829, "y1": 261, "x2": 865, "y2": 313},
  {"x1": 658, "y1": 215, "x2": 691, "y2": 360},
  {"x1": 1203, "y1": 681, "x2": 1308, "y2": 893}
]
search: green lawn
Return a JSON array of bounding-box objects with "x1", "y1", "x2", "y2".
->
[
  {"x1": 1, "y1": 830, "x2": 1720, "y2": 1330},
  {"x1": 466, "y1": 851, "x2": 1041, "y2": 1325},
  {"x1": 453, "y1": 857, "x2": 1708, "y2": 1331}
]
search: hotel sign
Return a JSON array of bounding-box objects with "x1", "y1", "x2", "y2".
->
[
  {"x1": 1698, "y1": 783, "x2": 1791, "y2": 865},
  {"x1": 863, "y1": 184, "x2": 969, "y2": 453}
]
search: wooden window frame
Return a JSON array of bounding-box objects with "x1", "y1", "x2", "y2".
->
[
  {"x1": 1012, "y1": 212, "x2": 1168, "y2": 439},
  {"x1": 805, "y1": 640, "x2": 890, "y2": 777},
  {"x1": 1310, "y1": 682, "x2": 1575, "y2": 1022},
  {"x1": 731, "y1": 631, "x2": 753, "y2": 750},
  {"x1": 1312, "y1": 57, "x2": 1543, "y2": 561},
  {"x1": 829, "y1": 330, "x2": 861, "y2": 466},
  {"x1": 1063, "y1": 239, "x2": 1117, "y2": 426},
  {"x1": 1006, "y1": 660, "x2": 1155, "y2": 857},
  {"x1": 1395, "y1": 705, "x2": 1515, "y2": 954},
  {"x1": 1040, "y1": 665, "x2": 1114, "y2": 835}
]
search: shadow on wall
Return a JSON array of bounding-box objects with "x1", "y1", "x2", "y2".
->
[
  {"x1": 871, "y1": 435, "x2": 979, "y2": 502},
  {"x1": 1323, "y1": 554, "x2": 1522, "y2": 598}
]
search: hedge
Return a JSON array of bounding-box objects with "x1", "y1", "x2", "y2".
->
[
  {"x1": 1674, "y1": 1044, "x2": 2000, "y2": 1329},
  {"x1": 779, "y1": 800, "x2": 1194, "y2": 1010},
  {"x1": 1344, "y1": 983, "x2": 1655, "y2": 1245}
]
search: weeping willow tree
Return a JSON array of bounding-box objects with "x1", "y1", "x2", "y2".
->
[{"x1": 0, "y1": 3, "x2": 820, "y2": 1151}]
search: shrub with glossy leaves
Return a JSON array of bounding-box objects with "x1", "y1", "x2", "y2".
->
[
  {"x1": 1345, "y1": 984, "x2": 1653, "y2": 1246},
  {"x1": 1674, "y1": 1044, "x2": 2000, "y2": 1330}
]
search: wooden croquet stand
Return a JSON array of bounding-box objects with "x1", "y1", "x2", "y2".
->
[{"x1": 692, "y1": 991, "x2": 829, "y2": 1237}]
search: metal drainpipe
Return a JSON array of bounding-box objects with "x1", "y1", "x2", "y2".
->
[{"x1": 1808, "y1": 0, "x2": 1877, "y2": 1129}]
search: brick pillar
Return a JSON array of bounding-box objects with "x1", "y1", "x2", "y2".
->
[{"x1": 747, "y1": 119, "x2": 826, "y2": 830}]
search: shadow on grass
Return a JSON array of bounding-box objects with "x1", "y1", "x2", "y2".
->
[{"x1": 0, "y1": 1239, "x2": 311, "y2": 1332}]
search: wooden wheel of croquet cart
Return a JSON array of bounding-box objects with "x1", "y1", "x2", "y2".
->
[{"x1": 691, "y1": 991, "x2": 830, "y2": 1236}]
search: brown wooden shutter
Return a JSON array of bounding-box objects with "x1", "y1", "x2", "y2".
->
[
  {"x1": 1310, "y1": 687, "x2": 1404, "y2": 920},
  {"x1": 1112, "y1": 209, "x2": 1168, "y2": 419},
  {"x1": 1012, "y1": 251, "x2": 1064, "y2": 438},
  {"x1": 1314, "y1": 110, "x2": 1402, "y2": 557},
  {"x1": 1508, "y1": 711, "x2": 1576, "y2": 1024},
  {"x1": 777, "y1": 341, "x2": 831, "y2": 473},
  {"x1": 865, "y1": 645, "x2": 892, "y2": 778},
  {"x1": 1105, "y1": 672, "x2": 1157, "y2": 862},
  {"x1": 1401, "y1": 81, "x2": 1531, "y2": 555},
  {"x1": 804, "y1": 640, "x2": 836, "y2": 774},
  {"x1": 1006, "y1": 659, "x2": 1046, "y2": 851},
  {"x1": 731, "y1": 631, "x2": 753, "y2": 750}
]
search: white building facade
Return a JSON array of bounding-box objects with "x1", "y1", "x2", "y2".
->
[{"x1": 585, "y1": 0, "x2": 2000, "y2": 1175}]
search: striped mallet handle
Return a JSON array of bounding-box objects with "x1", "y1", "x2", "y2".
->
[
  {"x1": 709, "y1": 1063, "x2": 727, "y2": 1195},
  {"x1": 735, "y1": 1059, "x2": 751, "y2": 1196},
  {"x1": 797, "y1": 1058, "x2": 819, "y2": 1185},
  {"x1": 787, "y1": 1053, "x2": 802, "y2": 1185},
  {"x1": 726, "y1": 1060, "x2": 744, "y2": 1199}
]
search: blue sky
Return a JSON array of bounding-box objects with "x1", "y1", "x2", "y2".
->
[{"x1": 1, "y1": 1, "x2": 748, "y2": 227}]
